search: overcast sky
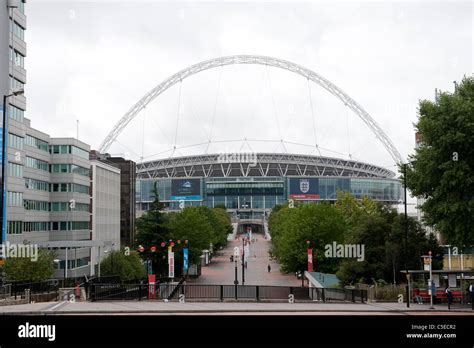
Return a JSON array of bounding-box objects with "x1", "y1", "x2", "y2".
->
[{"x1": 25, "y1": 0, "x2": 472, "y2": 174}]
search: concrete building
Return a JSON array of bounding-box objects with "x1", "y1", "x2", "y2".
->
[
  {"x1": 106, "y1": 157, "x2": 136, "y2": 247},
  {"x1": 90, "y1": 160, "x2": 120, "y2": 276}
]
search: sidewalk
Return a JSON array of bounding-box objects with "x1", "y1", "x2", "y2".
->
[
  {"x1": 190, "y1": 236, "x2": 301, "y2": 286},
  {"x1": 0, "y1": 300, "x2": 472, "y2": 315}
]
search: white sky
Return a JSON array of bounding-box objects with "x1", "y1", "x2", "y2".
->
[{"x1": 25, "y1": 0, "x2": 473, "y2": 180}]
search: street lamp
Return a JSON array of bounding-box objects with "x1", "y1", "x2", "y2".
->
[
  {"x1": 403, "y1": 163, "x2": 410, "y2": 308},
  {"x1": 1, "y1": 90, "x2": 24, "y2": 245}
]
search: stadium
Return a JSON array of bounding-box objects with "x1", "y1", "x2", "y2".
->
[
  {"x1": 135, "y1": 152, "x2": 402, "y2": 215},
  {"x1": 99, "y1": 55, "x2": 404, "y2": 221}
]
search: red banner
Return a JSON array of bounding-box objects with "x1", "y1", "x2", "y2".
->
[
  {"x1": 307, "y1": 248, "x2": 313, "y2": 272},
  {"x1": 148, "y1": 274, "x2": 156, "y2": 299}
]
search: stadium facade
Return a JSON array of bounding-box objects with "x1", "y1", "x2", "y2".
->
[{"x1": 136, "y1": 153, "x2": 402, "y2": 216}]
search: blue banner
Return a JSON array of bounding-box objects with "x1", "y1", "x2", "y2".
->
[{"x1": 183, "y1": 248, "x2": 189, "y2": 273}]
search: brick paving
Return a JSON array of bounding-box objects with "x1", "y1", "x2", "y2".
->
[{"x1": 189, "y1": 236, "x2": 301, "y2": 286}]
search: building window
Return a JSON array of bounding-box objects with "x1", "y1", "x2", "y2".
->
[
  {"x1": 24, "y1": 200, "x2": 50, "y2": 211},
  {"x1": 25, "y1": 178, "x2": 50, "y2": 192},
  {"x1": 8, "y1": 104, "x2": 24, "y2": 122},
  {"x1": 50, "y1": 221, "x2": 90, "y2": 231},
  {"x1": 8, "y1": 133, "x2": 23, "y2": 150},
  {"x1": 50, "y1": 145, "x2": 89, "y2": 160},
  {"x1": 50, "y1": 164, "x2": 89, "y2": 177},
  {"x1": 26, "y1": 156, "x2": 49, "y2": 171},
  {"x1": 51, "y1": 202, "x2": 90, "y2": 212},
  {"x1": 8, "y1": 163, "x2": 22, "y2": 177},
  {"x1": 9, "y1": 76, "x2": 24, "y2": 91},
  {"x1": 18, "y1": 0, "x2": 25, "y2": 14},
  {"x1": 9, "y1": 48, "x2": 24, "y2": 67},
  {"x1": 7, "y1": 191, "x2": 23, "y2": 206},
  {"x1": 10, "y1": 20, "x2": 25, "y2": 40},
  {"x1": 23, "y1": 221, "x2": 50, "y2": 232},
  {"x1": 71, "y1": 146, "x2": 89, "y2": 159},
  {"x1": 7, "y1": 221, "x2": 23, "y2": 234},
  {"x1": 25, "y1": 135, "x2": 49, "y2": 152}
]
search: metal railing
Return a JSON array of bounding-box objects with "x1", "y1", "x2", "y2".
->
[{"x1": 90, "y1": 283, "x2": 367, "y2": 303}]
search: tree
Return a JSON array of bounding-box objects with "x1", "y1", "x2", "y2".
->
[
  {"x1": 99, "y1": 250, "x2": 146, "y2": 281},
  {"x1": 404, "y1": 76, "x2": 474, "y2": 248},
  {"x1": 3, "y1": 248, "x2": 55, "y2": 282},
  {"x1": 269, "y1": 203, "x2": 347, "y2": 273},
  {"x1": 135, "y1": 183, "x2": 171, "y2": 275}
]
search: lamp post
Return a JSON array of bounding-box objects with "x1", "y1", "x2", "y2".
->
[
  {"x1": 403, "y1": 163, "x2": 410, "y2": 308},
  {"x1": 241, "y1": 237, "x2": 245, "y2": 286},
  {"x1": 1, "y1": 90, "x2": 24, "y2": 246}
]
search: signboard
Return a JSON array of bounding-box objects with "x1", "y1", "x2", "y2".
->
[
  {"x1": 307, "y1": 248, "x2": 313, "y2": 272},
  {"x1": 148, "y1": 274, "x2": 156, "y2": 299},
  {"x1": 448, "y1": 274, "x2": 457, "y2": 288},
  {"x1": 289, "y1": 178, "x2": 320, "y2": 199},
  {"x1": 423, "y1": 256, "x2": 431, "y2": 271},
  {"x1": 183, "y1": 248, "x2": 189, "y2": 274},
  {"x1": 171, "y1": 178, "x2": 202, "y2": 201},
  {"x1": 432, "y1": 274, "x2": 440, "y2": 287},
  {"x1": 168, "y1": 251, "x2": 175, "y2": 278}
]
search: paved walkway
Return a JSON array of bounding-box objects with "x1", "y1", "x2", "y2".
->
[
  {"x1": 189, "y1": 235, "x2": 301, "y2": 286},
  {"x1": 0, "y1": 301, "x2": 472, "y2": 315}
]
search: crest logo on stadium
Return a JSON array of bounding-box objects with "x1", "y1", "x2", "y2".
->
[{"x1": 299, "y1": 179, "x2": 310, "y2": 193}]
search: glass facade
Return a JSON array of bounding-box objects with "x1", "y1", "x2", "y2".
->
[
  {"x1": 25, "y1": 178, "x2": 50, "y2": 192},
  {"x1": 8, "y1": 163, "x2": 23, "y2": 177},
  {"x1": 25, "y1": 135, "x2": 49, "y2": 152},
  {"x1": 9, "y1": 105, "x2": 24, "y2": 122},
  {"x1": 8, "y1": 221, "x2": 23, "y2": 234},
  {"x1": 10, "y1": 48, "x2": 24, "y2": 67},
  {"x1": 26, "y1": 156, "x2": 49, "y2": 171},
  {"x1": 50, "y1": 145, "x2": 89, "y2": 159},
  {"x1": 136, "y1": 176, "x2": 402, "y2": 211},
  {"x1": 51, "y1": 221, "x2": 90, "y2": 231},
  {"x1": 10, "y1": 20, "x2": 25, "y2": 40},
  {"x1": 50, "y1": 164, "x2": 90, "y2": 176},
  {"x1": 51, "y1": 183, "x2": 89, "y2": 194},
  {"x1": 51, "y1": 202, "x2": 89, "y2": 212},
  {"x1": 8, "y1": 133, "x2": 23, "y2": 150},
  {"x1": 24, "y1": 200, "x2": 50, "y2": 211},
  {"x1": 24, "y1": 221, "x2": 51, "y2": 232}
]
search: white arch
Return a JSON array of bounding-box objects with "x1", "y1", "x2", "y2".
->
[{"x1": 99, "y1": 55, "x2": 402, "y2": 164}]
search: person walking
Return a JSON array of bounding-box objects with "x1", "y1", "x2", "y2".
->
[
  {"x1": 267, "y1": 264, "x2": 271, "y2": 273},
  {"x1": 469, "y1": 283, "x2": 474, "y2": 310},
  {"x1": 445, "y1": 285, "x2": 453, "y2": 310}
]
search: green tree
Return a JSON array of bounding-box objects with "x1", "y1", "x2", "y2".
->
[
  {"x1": 269, "y1": 203, "x2": 347, "y2": 273},
  {"x1": 167, "y1": 207, "x2": 214, "y2": 266},
  {"x1": 99, "y1": 250, "x2": 146, "y2": 281},
  {"x1": 3, "y1": 248, "x2": 55, "y2": 282},
  {"x1": 135, "y1": 183, "x2": 171, "y2": 275},
  {"x1": 404, "y1": 76, "x2": 474, "y2": 248}
]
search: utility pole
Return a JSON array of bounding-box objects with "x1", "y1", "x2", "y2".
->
[
  {"x1": 404, "y1": 163, "x2": 410, "y2": 308},
  {"x1": 241, "y1": 237, "x2": 245, "y2": 285}
]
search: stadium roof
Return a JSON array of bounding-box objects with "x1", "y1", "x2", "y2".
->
[{"x1": 137, "y1": 153, "x2": 396, "y2": 179}]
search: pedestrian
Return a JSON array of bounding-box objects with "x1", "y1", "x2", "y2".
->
[
  {"x1": 267, "y1": 264, "x2": 271, "y2": 273},
  {"x1": 245, "y1": 261, "x2": 248, "y2": 269},
  {"x1": 445, "y1": 285, "x2": 453, "y2": 310},
  {"x1": 469, "y1": 283, "x2": 474, "y2": 310}
]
